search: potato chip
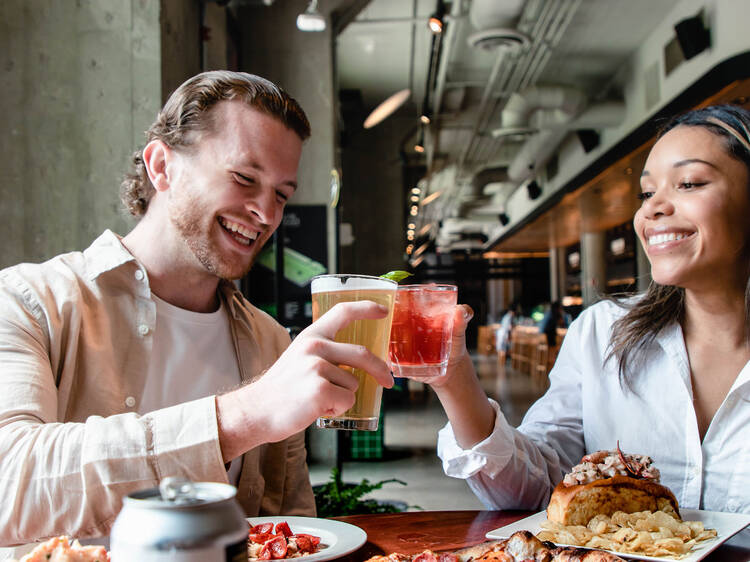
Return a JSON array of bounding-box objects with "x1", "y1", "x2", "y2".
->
[{"x1": 535, "y1": 506, "x2": 717, "y2": 558}]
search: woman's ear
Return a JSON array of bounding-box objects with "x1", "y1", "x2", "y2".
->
[{"x1": 142, "y1": 140, "x2": 172, "y2": 193}]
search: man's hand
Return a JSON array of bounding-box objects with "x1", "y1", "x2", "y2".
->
[{"x1": 216, "y1": 301, "x2": 394, "y2": 461}]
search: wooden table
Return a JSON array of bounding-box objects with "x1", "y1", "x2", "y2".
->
[{"x1": 332, "y1": 510, "x2": 749, "y2": 561}]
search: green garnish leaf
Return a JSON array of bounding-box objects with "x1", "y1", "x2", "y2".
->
[{"x1": 380, "y1": 270, "x2": 413, "y2": 283}]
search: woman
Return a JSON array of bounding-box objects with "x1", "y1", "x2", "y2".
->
[{"x1": 423, "y1": 105, "x2": 750, "y2": 516}]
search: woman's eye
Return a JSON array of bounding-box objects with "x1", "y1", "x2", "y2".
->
[
  {"x1": 679, "y1": 181, "x2": 704, "y2": 189},
  {"x1": 636, "y1": 191, "x2": 653, "y2": 201}
]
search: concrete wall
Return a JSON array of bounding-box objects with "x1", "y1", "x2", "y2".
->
[
  {"x1": 234, "y1": 2, "x2": 339, "y2": 272},
  {"x1": 1, "y1": 0, "x2": 163, "y2": 268}
]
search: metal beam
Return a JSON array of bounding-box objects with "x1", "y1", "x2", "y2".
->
[{"x1": 332, "y1": 0, "x2": 372, "y2": 36}]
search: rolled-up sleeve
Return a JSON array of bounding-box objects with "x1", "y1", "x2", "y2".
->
[
  {"x1": 0, "y1": 274, "x2": 227, "y2": 545},
  {"x1": 437, "y1": 315, "x2": 589, "y2": 511}
]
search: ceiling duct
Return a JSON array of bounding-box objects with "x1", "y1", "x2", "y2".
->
[
  {"x1": 471, "y1": 166, "x2": 509, "y2": 197},
  {"x1": 467, "y1": 28, "x2": 530, "y2": 52},
  {"x1": 468, "y1": 0, "x2": 526, "y2": 31}
]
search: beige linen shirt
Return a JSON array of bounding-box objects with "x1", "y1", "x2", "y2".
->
[{"x1": 0, "y1": 230, "x2": 315, "y2": 546}]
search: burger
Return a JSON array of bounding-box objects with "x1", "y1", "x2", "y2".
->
[{"x1": 547, "y1": 444, "x2": 679, "y2": 526}]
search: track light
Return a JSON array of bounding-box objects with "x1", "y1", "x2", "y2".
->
[
  {"x1": 428, "y1": 2, "x2": 446, "y2": 35},
  {"x1": 364, "y1": 88, "x2": 410, "y2": 129},
  {"x1": 296, "y1": 0, "x2": 326, "y2": 32},
  {"x1": 526, "y1": 180, "x2": 542, "y2": 200},
  {"x1": 414, "y1": 129, "x2": 425, "y2": 153},
  {"x1": 420, "y1": 112, "x2": 431, "y2": 125}
]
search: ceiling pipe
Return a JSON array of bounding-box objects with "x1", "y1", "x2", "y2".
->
[{"x1": 502, "y1": 85, "x2": 587, "y2": 129}]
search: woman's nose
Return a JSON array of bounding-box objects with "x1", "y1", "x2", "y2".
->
[{"x1": 642, "y1": 188, "x2": 674, "y2": 218}]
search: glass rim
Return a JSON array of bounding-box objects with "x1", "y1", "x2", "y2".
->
[
  {"x1": 310, "y1": 274, "x2": 397, "y2": 293},
  {"x1": 397, "y1": 283, "x2": 457, "y2": 291},
  {"x1": 311, "y1": 273, "x2": 397, "y2": 284}
]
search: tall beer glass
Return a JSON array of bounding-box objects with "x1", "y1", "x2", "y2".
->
[{"x1": 311, "y1": 274, "x2": 397, "y2": 431}]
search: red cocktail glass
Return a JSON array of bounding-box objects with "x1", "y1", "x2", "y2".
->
[{"x1": 389, "y1": 284, "x2": 458, "y2": 378}]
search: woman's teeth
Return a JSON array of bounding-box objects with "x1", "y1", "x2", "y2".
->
[{"x1": 648, "y1": 232, "x2": 690, "y2": 246}]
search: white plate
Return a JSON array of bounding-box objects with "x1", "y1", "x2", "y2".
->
[
  {"x1": 247, "y1": 516, "x2": 367, "y2": 561},
  {"x1": 485, "y1": 509, "x2": 750, "y2": 561}
]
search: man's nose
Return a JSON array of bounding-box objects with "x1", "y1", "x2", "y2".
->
[{"x1": 245, "y1": 186, "x2": 276, "y2": 225}]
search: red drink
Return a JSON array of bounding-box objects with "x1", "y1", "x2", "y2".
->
[{"x1": 389, "y1": 284, "x2": 457, "y2": 378}]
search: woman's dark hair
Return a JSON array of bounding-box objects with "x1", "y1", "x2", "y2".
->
[
  {"x1": 120, "y1": 71, "x2": 311, "y2": 218},
  {"x1": 607, "y1": 104, "x2": 750, "y2": 385}
]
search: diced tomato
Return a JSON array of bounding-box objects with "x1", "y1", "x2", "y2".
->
[
  {"x1": 248, "y1": 533, "x2": 274, "y2": 545},
  {"x1": 274, "y1": 521, "x2": 293, "y2": 538},
  {"x1": 413, "y1": 551, "x2": 437, "y2": 562},
  {"x1": 250, "y1": 523, "x2": 274, "y2": 535},
  {"x1": 257, "y1": 543, "x2": 273, "y2": 560},
  {"x1": 267, "y1": 535, "x2": 288, "y2": 559},
  {"x1": 293, "y1": 533, "x2": 321, "y2": 548},
  {"x1": 294, "y1": 535, "x2": 313, "y2": 553},
  {"x1": 437, "y1": 554, "x2": 458, "y2": 562}
]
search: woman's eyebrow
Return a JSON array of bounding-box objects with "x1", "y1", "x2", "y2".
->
[
  {"x1": 641, "y1": 157, "x2": 718, "y2": 177},
  {"x1": 673, "y1": 157, "x2": 718, "y2": 169}
]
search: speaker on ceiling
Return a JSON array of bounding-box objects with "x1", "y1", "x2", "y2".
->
[
  {"x1": 674, "y1": 14, "x2": 710, "y2": 60},
  {"x1": 577, "y1": 129, "x2": 600, "y2": 153},
  {"x1": 526, "y1": 180, "x2": 542, "y2": 200},
  {"x1": 498, "y1": 212, "x2": 510, "y2": 226}
]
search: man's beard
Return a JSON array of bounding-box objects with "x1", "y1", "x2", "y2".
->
[{"x1": 168, "y1": 191, "x2": 257, "y2": 281}]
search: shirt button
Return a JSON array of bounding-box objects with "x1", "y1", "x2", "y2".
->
[
  {"x1": 134, "y1": 269, "x2": 145, "y2": 281},
  {"x1": 138, "y1": 324, "x2": 150, "y2": 336},
  {"x1": 125, "y1": 396, "x2": 136, "y2": 408}
]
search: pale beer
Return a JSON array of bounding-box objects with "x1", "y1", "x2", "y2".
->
[{"x1": 311, "y1": 274, "x2": 396, "y2": 431}]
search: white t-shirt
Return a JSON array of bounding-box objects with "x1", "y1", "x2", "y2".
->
[{"x1": 140, "y1": 293, "x2": 243, "y2": 485}]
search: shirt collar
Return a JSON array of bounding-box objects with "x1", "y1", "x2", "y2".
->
[{"x1": 83, "y1": 229, "x2": 139, "y2": 281}]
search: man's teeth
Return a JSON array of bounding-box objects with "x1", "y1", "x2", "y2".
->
[
  {"x1": 219, "y1": 217, "x2": 258, "y2": 243},
  {"x1": 648, "y1": 232, "x2": 690, "y2": 245}
]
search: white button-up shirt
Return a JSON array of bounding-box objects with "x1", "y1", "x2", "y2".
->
[{"x1": 438, "y1": 299, "x2": 750, "y2": 517}]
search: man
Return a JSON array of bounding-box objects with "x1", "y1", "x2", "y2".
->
[{"x1": 0, "y1": 70, "x2": 393, "y2": 545}]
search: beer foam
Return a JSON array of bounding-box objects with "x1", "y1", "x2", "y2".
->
[{"x1": 311, "y1": 275, "x2": 397, "y2": 293}]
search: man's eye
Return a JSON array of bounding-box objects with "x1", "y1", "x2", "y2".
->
[
  {"x1": 276, "y1": 190, "x2": 289, "y2": 202},
  {"x1": 232, "y1": 173, "x2": 255, "y2": 185}
]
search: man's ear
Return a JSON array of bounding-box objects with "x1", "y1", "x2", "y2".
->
[{"x1": 142, "y1": 140, "x2": 172, "y2": 193}]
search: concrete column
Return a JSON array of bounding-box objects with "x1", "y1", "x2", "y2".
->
[
  {"x1": 581, "y1": 231, "x2": 607, "y2": 307},
  {"x1": 0, "y1": 0, "x2": 161, "y2": 267},
  {"x1": 549, "y1": 246, "x2": 567, "y2": 302},
  {"x1": 636, "y1": 237, "x2": 652, "y2": 291}
]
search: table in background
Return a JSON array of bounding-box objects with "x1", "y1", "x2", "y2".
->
[{"x1": 332, "y1": 510, "x2": 749, "y2": 562}]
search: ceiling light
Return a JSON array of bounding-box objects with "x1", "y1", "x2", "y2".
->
[
  {"x1": 418, "y1": 224, "x2": 432, "y2": 236},
  {"x1": 410, "y1": 207, "x2": 419, "y2": 216},
  {"x1": 363, "y1": 88, "x2": 411, "y2": 129},
  {"x1": 296, "y1": 0, "x2": 326, "y2": 32},
  {"x1": 410, "y1": 195, "x2": 419, "y2": 202},
  {"x1": 427, "y1": 2, "x2": 445, "y2": 35},
  {"x1": 414, "y1": 128, "x2": 425, "y2": 153},
  {"x1": 421, "y1": 191, "x2": 441, "y2": 206},
  {"x1": 420, "y1": 113, "x2": 431, "y2": 125},
  {"x1": 411, "y1": 188, "x2": 421, "y2": 195},
  {"x1": 408, "y1": 222, "x2": 416, "y2": 229}
]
